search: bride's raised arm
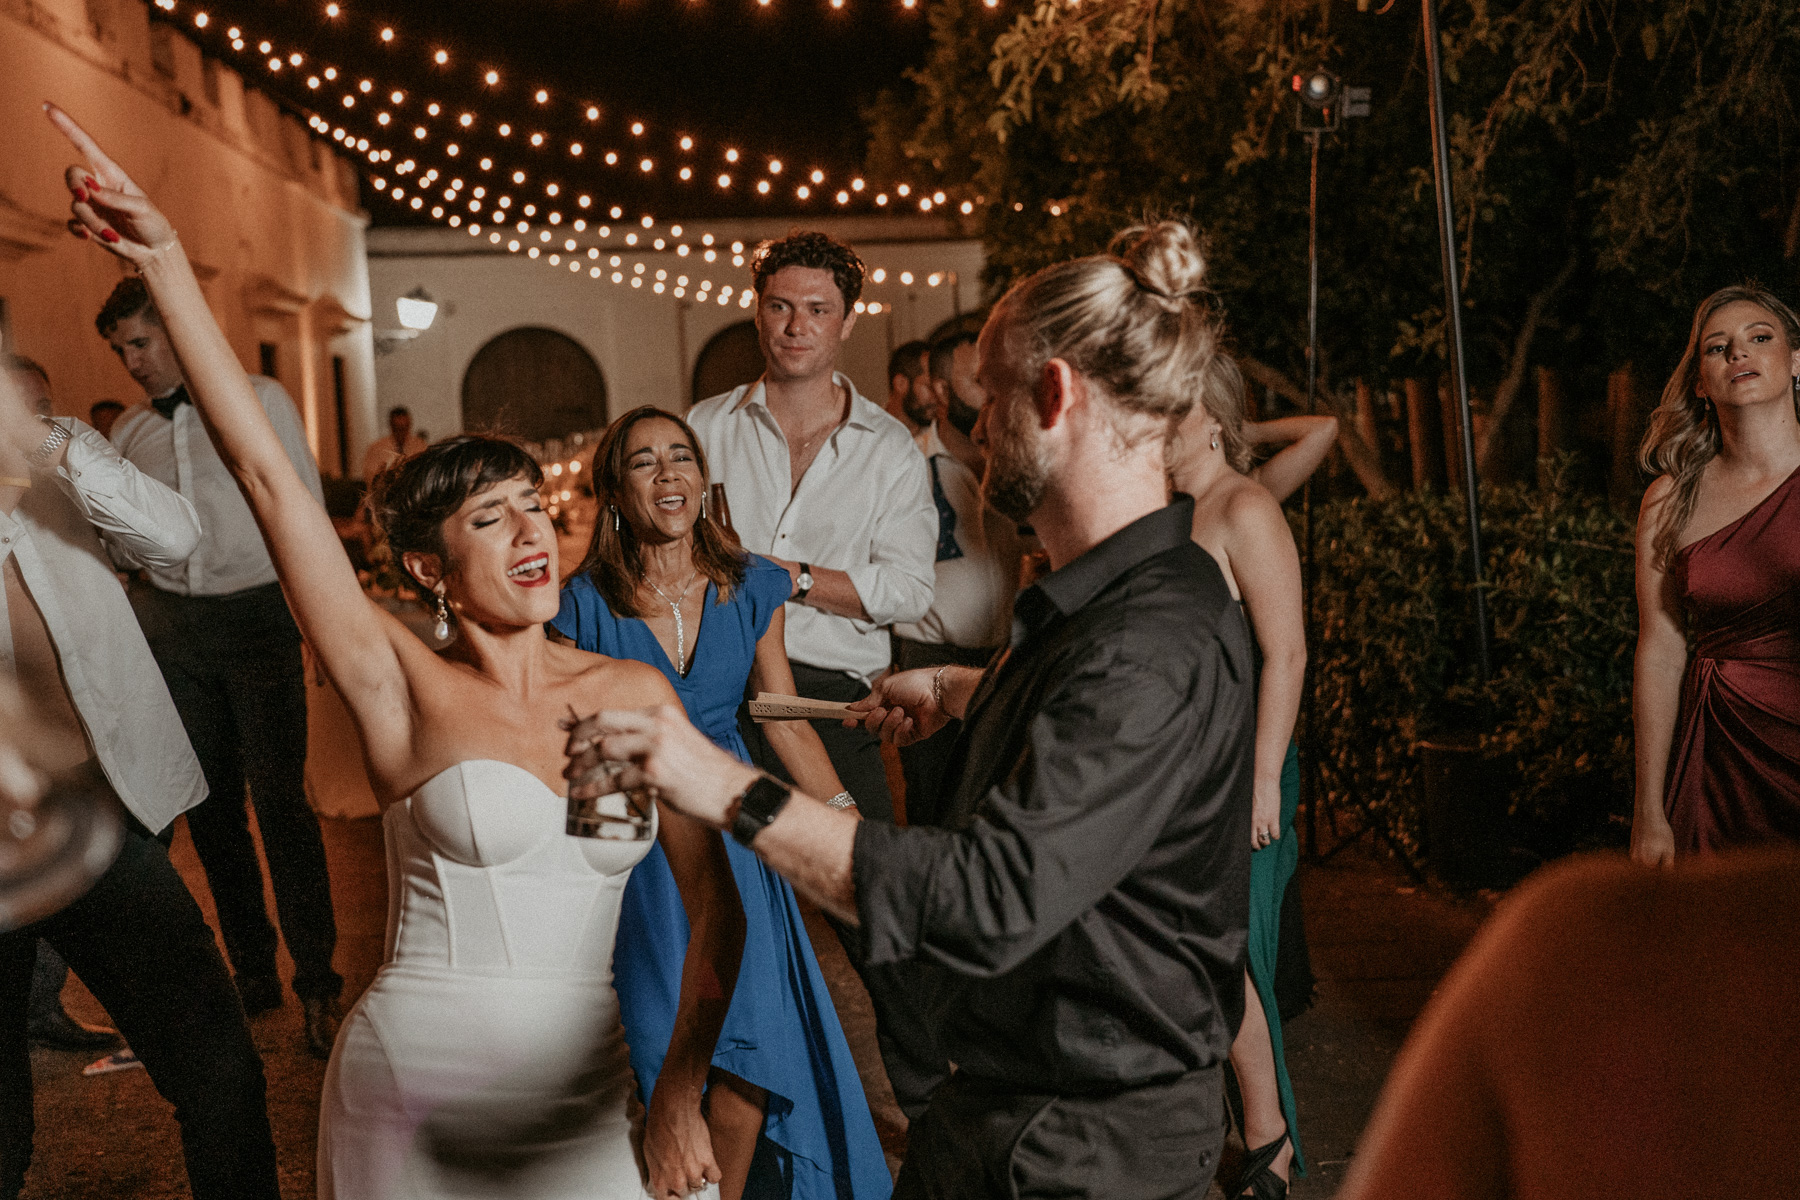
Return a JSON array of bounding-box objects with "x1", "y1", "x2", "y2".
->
[{"x1": 49, "y1": 103, "x2": 418, "y2": 773}]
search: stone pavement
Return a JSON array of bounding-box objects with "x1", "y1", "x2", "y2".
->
[{"x1": 20, "y1": 816, "x2": 1495, "y2": 1198}]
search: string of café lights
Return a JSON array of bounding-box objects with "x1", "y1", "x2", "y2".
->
[
  {"x1": 147, "y1": 0, "x2": 982, "y2": 309},
  {"x1": 155, "y1": 0, "x2": 994, "y2": 222}
]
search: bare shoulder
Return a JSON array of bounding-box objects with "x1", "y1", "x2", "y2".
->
[
  {"x1": 1640, "y1": 473, "x2": 1676, "y2": 516},
  {"x1": 550, "y1": 640, "x2": 678, "y2": 710}
]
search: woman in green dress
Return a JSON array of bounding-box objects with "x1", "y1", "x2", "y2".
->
[{"x1": 1170, "y1": 354, "x2": 1310, "y2": 1199}]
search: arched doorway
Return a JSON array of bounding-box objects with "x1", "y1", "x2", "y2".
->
[
  {"x1": 691, "y1": 321, "x2": 764, "y2": 407},
  {"x1": 462, "y1": 327, "x2": 608, "y2": 440}
]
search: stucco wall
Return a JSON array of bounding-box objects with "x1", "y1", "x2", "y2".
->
[
  {"x1": 0, "y1": 0, "x2": 376, "y2": 476},
  {"x1": 367, "y1": 217, "x2": 985, "y2": 462}
]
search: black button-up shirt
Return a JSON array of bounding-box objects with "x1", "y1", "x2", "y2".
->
[{"x1": 852, "y1": 496, "x2": 1255, "y2": 1094}]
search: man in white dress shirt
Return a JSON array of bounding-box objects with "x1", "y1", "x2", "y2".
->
[
  {"x1": 686, "y1": 231, "x2": 936, "y2": 824},
  {"x1": 360, "y1": 404, "x2": 427, "y2": 481},
  {"x1": 0, "y1": 367, "x2": 279, "y2": 1200},
  {"x1": 98, "y1": 279, "x2": 341, "y2": 1055}
]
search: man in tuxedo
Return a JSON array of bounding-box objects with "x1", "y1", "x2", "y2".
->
[{"x1": 100, "y1": 278, "x2": 342, "y2": 1057}]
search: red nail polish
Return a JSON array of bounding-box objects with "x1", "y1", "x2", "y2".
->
[
  {"x1": 85, "y1": 177, "x2": 99, "y2": 191},
  {"x1": 72, "y1": 187, "x2": 86, "y2": 203},
  {"x1": 100, "y1": 229, "x2": 120, "y2": 244}
]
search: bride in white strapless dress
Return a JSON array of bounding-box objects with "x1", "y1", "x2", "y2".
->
[
  {"x1": 320, "y1": 761, "x2": 703, "y2": 1198},
  {"x1": 48, "y1": 115, "x2": 747, "y2": 1200}
]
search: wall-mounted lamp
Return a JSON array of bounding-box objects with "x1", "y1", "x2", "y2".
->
[{"x1": 395, "y1": 286, "x2": 439, "y2": 331}]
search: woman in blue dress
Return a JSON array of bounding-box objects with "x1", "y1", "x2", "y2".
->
[{"x1": 551, "y1": 406, "x2": 890, "y2": 1200}]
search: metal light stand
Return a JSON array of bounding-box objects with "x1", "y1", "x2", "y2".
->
[{"x1": 1421, "y1": 0, "x2": 1493, "y2": 682}]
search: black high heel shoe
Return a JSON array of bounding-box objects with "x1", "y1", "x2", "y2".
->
[{"x1": 1232, "y1": 1130, "x2": 1290, "y2": 1200}]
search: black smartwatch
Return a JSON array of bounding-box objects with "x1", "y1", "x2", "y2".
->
[
  {"x1": 730, "y1": 775, "x2": 793, "y2": 847},
  {"x1": 794, "y1": 562, "x2": 814, "y2": 602}
]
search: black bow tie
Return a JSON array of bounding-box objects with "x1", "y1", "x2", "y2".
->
[{"x1": 150, "y1": 385, "x2": 191, "y2": 420}]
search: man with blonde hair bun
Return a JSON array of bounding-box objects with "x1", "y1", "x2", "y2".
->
[{"x1": 571, "y1": 221, "x2": 1256, "y2": 1199}]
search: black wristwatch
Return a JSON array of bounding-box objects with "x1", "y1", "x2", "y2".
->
[
  {"x1": 730, "y1": 775, "x2": 793, "y2": 847},
  {"x1": 794, "y1": 562, "x2": 814, "y2": 602}
]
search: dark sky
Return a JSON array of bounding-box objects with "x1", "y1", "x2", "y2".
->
[{"x1": 177, "y1": 0, "x2": 936, "y2": 224}]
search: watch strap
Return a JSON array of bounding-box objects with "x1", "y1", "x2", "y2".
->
[
  {"x1": 794, "y1": 562, "x2": 813, "y2": 601},
  {"x1": 730, "y1": 775, "x2": 793, "y2": 846}
]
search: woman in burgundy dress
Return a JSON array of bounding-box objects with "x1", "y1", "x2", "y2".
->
[{"x1": 1632, "y1": 284, "x2": 1800, "y2": 862}]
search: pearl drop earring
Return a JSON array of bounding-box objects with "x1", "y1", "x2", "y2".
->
[{"x1": 433, "y1": 592, "x2": 450, "y2": 641}]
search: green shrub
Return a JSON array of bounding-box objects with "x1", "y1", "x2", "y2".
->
[{"x1": 1303, "y1": 462, "x2": 1636, "y2": 869}]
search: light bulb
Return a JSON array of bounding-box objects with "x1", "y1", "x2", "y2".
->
[
  {"x1": 871, "y1": 268, "x2": 886, "y2": 282},
  {"x1": 679, "y1": 136, "x2": 693, "y2": 151},
  {"x1": 307, "y1": 75, "x2": 320, "y2": 88},
  {"x1": 530, "y1": 133, "x2": 544, "y2": 147},
  {"x1": 324, "y1": 3, "x2": 338, "y2": 16},
  {"x1": 289, "y1": 52, "x2": 303, "y2": 65},
  {"x1": 876, "y1": 193, "x2": 888, "y2": 206},
  {"x1": 631, "y1": 122, "x2": 645, "y2": 136},
  {"x1": 427, "y1": 102, "x2": 440, "y2": 116},
  {"x1": 810, "y1": 169, "x2": 824, "y2": 183},
  {"x1": 485, "y1": 70, "x2": 500, "y2": 85},
  {"x1": 586, "y1": 106, "x2": 600, "y2": 120},
  {"x1": 717, "y1": 173, "x2": 731, "y2": 188},
  {"x1": 605, "y1": 151, "x2": 618, "y2": 165},
  {"x1": 570, "y1": 143, "x2": 583, "y2": 155},
  {"x1": 961, "y1": 200, "x2": 974, "y2": 214},
  {"x1": 640, "y1": 158, "x2": 654, "y2": 172},
  {"x1": 610, "y1": 206, "x2": 623, "y2": 218},
  {"x1": 259, "y1": 40, "x2": 272, "y2": 53},
  {"x1": 725, "y1": 148, "x2": 739, "y2": 163},
  {"x1": 756, "y1": 181, "x2": 770, "y2": 194},
  {"x1": 358, "y1": 78, "x2": 372, "y2": 93},
  {"x1": 535, "y1": 89, "x2": 549, "y2": 104},
  {"x1": 769, "y1": 159, "x2": 783, "y2": 174},
  {"x1": 897, "y1": 183, "x2": 911, "y2": 196},
  {"x1": 499, "y1": 124, "x2": 511, "y2": 136},
  {"x1": 434, "y1": 49, "x2": 447, "y2": 64},
  {"x1": 324, "y1": 67, "x2": 337, "y2": 80},
  {"x1": 679, "y1": 166, "x2": 692, "y2": 180},
  {"x1": 546, "y1": 183, "x2": 559, "y2": 196},
  {"x1": 900, "y1": 272, "x2": 914, "y2": 284},
  {"x1": 380, "y1": 27, "x2": 394, "y2": 42},
  {"x1": 479, "y1": 158, "x2": 493, "y2": 170},
  {"x1": 796, "y1": 185, "x2": 810, "y2": 199},
  {"x1": 460, "y1": 113, "x2": 473, "y2": 126}
]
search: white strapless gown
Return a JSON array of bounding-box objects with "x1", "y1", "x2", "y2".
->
[{"x1": 318, "y1": 760, "x2": 712, "y2": 1199}]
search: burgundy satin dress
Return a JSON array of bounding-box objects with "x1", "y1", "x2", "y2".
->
[{"x1": 1665, "y1": 464, "x2": 1800, "y2": 854}]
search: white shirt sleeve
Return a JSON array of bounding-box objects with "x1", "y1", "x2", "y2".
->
[
  {"x1": 843, "y1": 435, "x2": 937, "y2": 626},
  {"x1": 50, "y1": 420, "x2": 201, "y2": 571},
  {"x1": 253, "y1": 376, "x2": 326, "y2": 506}
]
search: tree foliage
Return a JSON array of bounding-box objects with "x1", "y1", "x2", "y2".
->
[{"x1": 868, "y1": 0, "x2": 1800, "y2": 450}]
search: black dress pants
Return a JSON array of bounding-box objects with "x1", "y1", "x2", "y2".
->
[
  {"x1": 894, "y1": 1068, "x2": 1226, "y2": 1200},
  {"x1": 739, "y1": 661, "x2": 894, "y2": 823},
  {"x1": 0, "y1": 813, "x2": 279, "y2": 1200},
  {"x1": 132, "y1": 581, "x2": 341, "y2": 999}
]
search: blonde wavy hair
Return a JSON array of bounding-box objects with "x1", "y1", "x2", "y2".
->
[{"x1": 1639, "y1": 284, "x2": 1800, "y2": 569}]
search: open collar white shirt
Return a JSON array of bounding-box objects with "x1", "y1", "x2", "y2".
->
[
  {"x1": 894, "y1": 423, "x2": 1024, "y2": 650},
  {"x1": 687, "y1": 373, "x2": 937, "y2": 685},
  {"x1": 109, "y1": 374, "x2": 324, "y2": 597},
  {"x1": 0, "y1": 420, "x2": 206, "y2": 832}
]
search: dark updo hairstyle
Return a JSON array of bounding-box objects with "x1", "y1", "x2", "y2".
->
[
  {"x1": 576, "y1": 406, "x2": 747, "y2": 618},
  {"x1": 368, "y1": 435, "x2": 544, "y2": 590}
]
